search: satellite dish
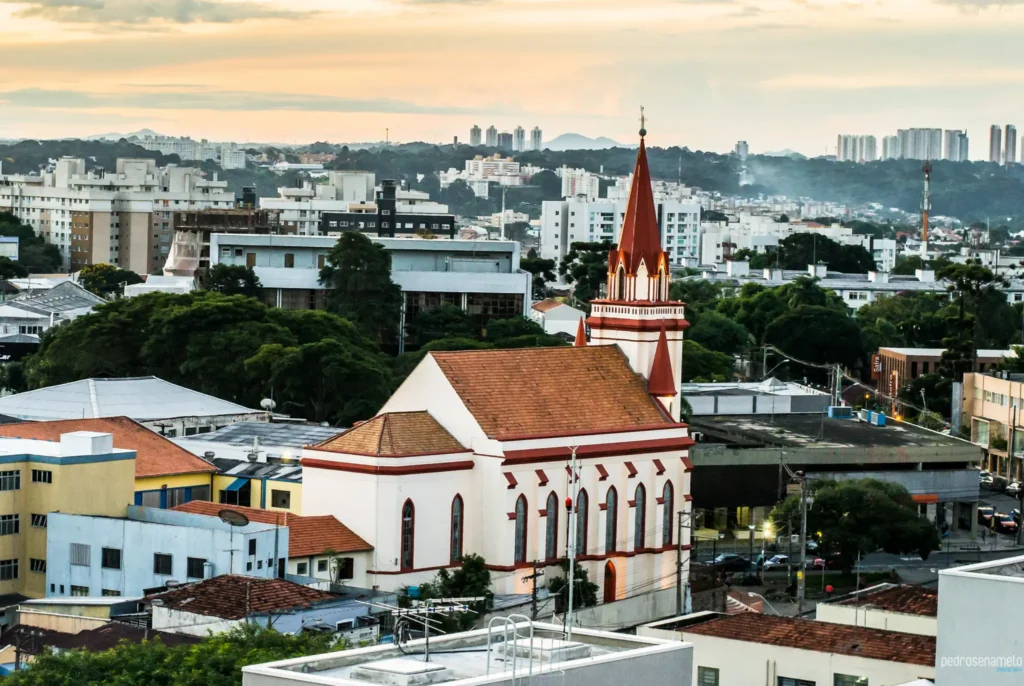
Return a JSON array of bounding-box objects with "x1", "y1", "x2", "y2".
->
[
  {"x1": 218, "y1": 509, "x2": 250, "y2": 527},
  {"x1": 261, "y1": 398, "x2": 277, "y2": 411}
]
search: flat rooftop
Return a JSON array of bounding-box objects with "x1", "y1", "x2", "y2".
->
[
  {"x1": 242, "y1": 622, "x2": 688, "y2": 686},
  {"x1": 682, "y1": 378, "x2": 828, "y2": 398},
  {"x1": 942, "y1": 554, "x2": 1024, "y2": 580},
  {"x1": 881, "y1": 347, "x2": 1013, "y2": 358}
]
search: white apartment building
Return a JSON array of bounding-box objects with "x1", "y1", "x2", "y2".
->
[
  {"x1": 944, "y1": 129, "x2": 969, "y2": 162},
  {"x1": 0, "y1": 157, "x2": 235, "y2": 273},
  {"x1": 137, "y1": 136, "x2": 246, "y2": 170},
  {"x1": 896, "y1": 128, "x2": 943, "y2": 161},
  {"x1": 531, "y1": 126, "x2": 543, "y2": 151},
  {"x1": 541, "y1": 197, "x2": 701, "y2": 268},
  {"x1": 882, "y1": 135, "x2": 900, "y2": 160},
  {"x1": 559, "y1": 166, "x2": 601, "y2": 201},
  {"x1": 465, "y1": 154, "x2": 520, "y2": 178},
  {"x1": 836, "y1": 134, "x2": 877, "y2": 163},
  {"x1": 439, "y1": 155, "x2": 524, "y2": 198}
]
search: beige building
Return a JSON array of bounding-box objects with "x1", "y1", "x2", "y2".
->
[
  {"x1": 962, "y1": 372, "x2": 1024, "y2": 480},
  {"x1": 0, "y1": 157, "x2": 236, "y2": 273}
]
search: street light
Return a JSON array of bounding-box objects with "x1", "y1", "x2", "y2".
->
[
  {"x1": 763, "y1": 359, "x2": 789, "y2": 380},
  {"x1": 747, "y1": 592, "x2": 782, "y2": 616}
]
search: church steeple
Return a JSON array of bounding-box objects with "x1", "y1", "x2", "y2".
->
[
  {"x1": 647, "y1": 324, "x2": 676, "y2": 398},
  {"x1": 606, "y1": 116, "x2": 670, "y2": 303},
  {"x1": 574, "y1": 317, "x2": 587, "y2": 347}
]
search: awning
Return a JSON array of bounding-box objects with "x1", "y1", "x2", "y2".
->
[
  {"x1": 911, "y1": 493, "x2": 939, "y2": 504},
  {"x1": 225, "y1": 478, "x2": 248, "y2": 492}
]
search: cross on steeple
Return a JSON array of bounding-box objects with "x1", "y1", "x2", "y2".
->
[{"x1": 639, "y1": 106, "x2": 647, "y2": 138}]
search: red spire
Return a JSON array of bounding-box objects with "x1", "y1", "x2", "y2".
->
[
  {"x1": 647, "y1": 324, "x2": 676, "y2": 397},
  {"x1": 574, "y1": 317, "x2": 587, "y2": 346},
  {"x1": 616, "y1": 136, "x2": 664, "y2": 275}
]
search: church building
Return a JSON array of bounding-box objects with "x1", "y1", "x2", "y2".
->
[{"x1": 301, "y1": 128, "x2": 694, "y2": 603}]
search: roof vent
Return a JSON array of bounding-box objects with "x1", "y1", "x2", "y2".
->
[{"x1": 204, "y1": 451, "x2": 215, "y2": 459}]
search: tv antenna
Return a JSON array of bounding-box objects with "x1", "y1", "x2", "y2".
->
[
  {"x1": 219, "y1": 509, "x2": 249, "y2": 574},
  {"x1": 391, "y1": 597, "x2": 485, "y2": 662}
]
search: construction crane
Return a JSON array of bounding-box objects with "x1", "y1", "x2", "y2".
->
[{"x1": 920, "y1": 162, "x2": 931, "y2": 260}]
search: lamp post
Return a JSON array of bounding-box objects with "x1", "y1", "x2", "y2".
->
[{"x1": 747, "y1": 592, "x2": 782, "y2": 616}]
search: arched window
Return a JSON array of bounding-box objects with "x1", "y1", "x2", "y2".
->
[
  {"x1": 605, "y1": 487, "x2": 618, "y2": 553},
  {"x1": 575, "y1": 489, "x2": 589, "y2": 556},
  {"x1": 616, "y1": 266, "x2": 626, "y2": 300},
  {"x1": 545, "y1": 492, "x2": 558, "y2": 560},
  {"x1": 514, "y1": 495, "x2": 528, "y2": 564},
  {"x1": 634, "y1": 484, "x2": 646, "y2": 550},
  {"x1": 662, "y1": 481, "x2": 674, "y2": 546},
  {"x1": 450, "y1": 495, "x2": 464, "y2": 563},
  {"x1": 400, "y1": 500, "x2": 415, "y2": 571}
]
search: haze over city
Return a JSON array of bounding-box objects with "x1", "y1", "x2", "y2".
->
[{"x1": 4, "y1": 0, "x2": 1024, "y2": 155}]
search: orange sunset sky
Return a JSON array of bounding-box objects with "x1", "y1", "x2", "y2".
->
[{"x1": 1, "y1": 0, "x2": 1023, "y2": 155}]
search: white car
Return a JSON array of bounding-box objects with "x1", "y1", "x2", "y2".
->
[{"x1": 763, "y1": 554, "x2": 789, "y2": 571}]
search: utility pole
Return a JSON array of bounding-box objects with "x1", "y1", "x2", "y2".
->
[
  {"x1": 798, "y1": 472, "x2": 809, "y2": 616},
  {"x1": 565, "y1": 446, "x2": 579, "y2": 640},
  {"x1": 676, "y1": 510, "x2": 684, "y2": 615},
  {"x1": 524, "y1": 562, "x2": 544, "y2": 620},
  {"x1": 786, "y1": 514, "x2": 793, "y2": 584}
]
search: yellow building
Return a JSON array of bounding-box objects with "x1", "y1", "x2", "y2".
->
[
  {"x1": 963, "y1": 372, "x2": 1024, "y2": 480},
  {"x1": 0, "y1": 431, "x2": 136, "y2": 598},
  {"x1": 0, "y1": 417, "x2": 217, "y2": 509}
]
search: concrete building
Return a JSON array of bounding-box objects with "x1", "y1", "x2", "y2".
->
[
  {"x1": 163, "y1": 207, "x2": 279, "y2": 275},
  {"x1": 469, "y1": 125, "x2": 482, "y2": 147},
  {"x1": 0, "y1": 281, "x2": 103, "y2": 337},
  {"x1": 541, "y1": 197, "x2": 701, "y2": 267},
  {"x1": 960, "y1": 371, "x2": 1024, "y2": 481},
  {"x1": 242, "y1": 621, "x2": 693, "y2": 686},
  {"x1": 0, "y1": 158, "x2": 236, "y2": 272},
  {"x1": 465, "y1": 155, "x2": 521, "y2": 179},
  {"x1": 0, "y1": 237, "x2": 18, "y2": 260},
  {"x1": 485, "y1": 125, "x2": 498, "y2": 147},
  {"x1": 896, "y1": 128, "x2": 942, "y2": 161},
  {"x1": 936, "y1": 554, "x2": 1024, "y2": 686},
  {"x1": 497, "y1": 132, "x2": 514, "y2": 151},
  {"x1": 0, "y1": 376, "x2": 267, "y2": 436},
  {"x1": 0, "y1": 431, "x2": 136, "y2": 598},
  {"x1": 148, "y1": 575, "x2": 372, "y2": 637},
  {"x1": 816, "y1": 583, "x2": 938, "y2": 636},
  {"x1": 513, "y1": 126, "x2": 526, "y2": 153},
  {"x1": 875, "y1": 347, "x2": 1012, "y2": 395},
  {"x1": 734, "y1": 140, "x2": 749, "y2": 158},
  {"x1": 882, "y1": 135, "x2": 900, "y2": 160},
  {"x1": 558, "y1": 167, "x2": 601, "y2": 201},
  {"x1": 1006, "y1": 124, "x2": 1018, "y2": 165},
  {"x1": 45, "y1": 505, "x2": 286, "y2": 597},
  {"x1": 258, "y1": 172, "x2": 377, "y2": 236},
  {"x1": 836, "y1": 134, "x2": 876, "y2": 163},
  {"x1": 531, "y1": 126, "x2": 543, "y2": 151},
  {"x1": 640, "y1": 612, "x2": 934, "y2": 686},
  {"x1": 944, "y1": 129, "x2": 969, "y2": 162},
  {"x1": 681, "y1": 378, "x2": 830, "y2": 417},
  {"x1": 210, "y1": 233, "x2": 531, "y2": 328},
  {"x1": 990, "y1": 124, "x2": 1003, "y2": 163},
  {"x1": 529, "y1": 298, "x2": 587, "y2": 338},
  {"x1": 0, "y1": 416, "x2": 218, "y2": 511},
  {"x1": 172, "y1": 501, "x2": 374, "y2": 588},
  {"x1": 320, "y1": 180, "x2": 455, "y2": 239},
  {"x1": 137, "y1": 135, "x2": 246, "y2": 169}
]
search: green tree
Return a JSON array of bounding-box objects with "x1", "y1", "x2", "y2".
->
[
  {"x1": 770, "y1": 479, "x2": 940, "y2": 573},
  {"x1": 415, "y1": 554, "x2": 494, "y2": 632},
  {"x1": 891, "y1": 255, "x2": 924, "y2": 275},
  {"x1": 319, "y1": 232, "x2": 403, "y2": 348},
  {"x1": 560, "y1": 241, "x2": 613, "y2": 310},
  {"x1": 78, "y1": 263, "x2": 143, "y2": 297},
  {"x1": 521, "y1": 249, "x2": 556, "y2": 299},
  {"x1": 0, "y1": 211, "x2": 63, "y2": 273},
  {"x1": 938, "y1": 260, "x2": 1008, "y2": 375},
  {"x1": 406, "y1": 304, "x2": 477, "y2": 348},
  {"x1": 681, "y1": 339, "x2": 733, "y2": 382},
  {"x1": 764, "y1": 305, "x2": 864, "y2": 376},
  {"x1": 0, "y1": 255, "x2": 28, "y2": 280},
  {"x1": 546, "y1": 559, "x2": 599, "y2": 613},
  {"x1": 206, "y1": 264, "x2": 262, "y2": 298},
  {"x1": 899, "y1": 373, "x2": 953, "y2": 419},
  {"x1": 686, "y1": 310, "x2": 750, "y2": 356},
  {"x1": 669, "y1": 279, "x2": 721, "y2": 311}
]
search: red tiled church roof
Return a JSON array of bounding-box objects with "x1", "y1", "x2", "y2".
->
[
  {"x1": 647, "y1": 324, "x2": 676, "y2": 396},
  {"x1": 312, "y1": 411, "x2": 466, "y2": 457},
  {"x1": 612, "y1": 136, "x2": 666, "y2": 276}
]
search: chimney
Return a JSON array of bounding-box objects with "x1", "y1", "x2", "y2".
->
[{"x1": 868, "y1": 271, "x2": 889, "y2": 283}]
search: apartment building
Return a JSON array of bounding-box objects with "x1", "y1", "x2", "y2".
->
[
  {"x1": 0, "y1": 431, "x2": 136, "y2": 598},
  {"x1": 541, "y1": 196, "x2": 701, "y2": 267},
  {"x1": 961, "y1": 371, "x2": 1024, "y2": 481},
  {"x1": 137, "y1": 136, "x2": 246, "y2": 170},
  {"x1": 559, "y1": 166, "x2": 601, "y2": 201},
  {"x1": 0, "y1": 158, "x2": 236, "y2": 273}
]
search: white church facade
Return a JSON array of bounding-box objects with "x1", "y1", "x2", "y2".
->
[{"x1": 301, "y1": 131, "x2": 695, "y2": 602}]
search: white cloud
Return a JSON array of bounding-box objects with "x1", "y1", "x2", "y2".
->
[{"x1": 0, "y1": 0, "x2": 309, "y2": 24}]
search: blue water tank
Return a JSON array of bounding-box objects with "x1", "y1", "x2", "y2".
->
[{"x1": 407, "y1": 586, "x2": 421, "y2": 598}]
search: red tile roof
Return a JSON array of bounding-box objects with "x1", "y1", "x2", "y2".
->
[
  {"x1": 312, "y1": 411, "x2": 466, "y2": 457},
  {"x1": 0, "y1": 416, "x2": 216, "y2": 478},
  {"x1": 647, "y1": 324, "x2": 676, "y2": 396},
  {"x1": 430, "y1": 346, "x2": 672, "y2": 439},
  {"x1": 682, "y1": 613, "x2": 935, "y2": 667},
  {"x1": 531, "y1": 298, "x2": 566, "y2": 313},
  {"x1": 146, "y1": 575, "x2": 336, "y2": 620},
  {"x1": 836, "y1": 584, "x2": 938, "y2": 616},
  {"x1": 171, "y1": 501, "x2": 372, "y2": 556}
]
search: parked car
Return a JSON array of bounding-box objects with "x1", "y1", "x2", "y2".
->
[
  {"x1": 981, "y1": 475, "x2": 995, "y2": 489},
  {"x1": 994, "y1": 514, "x2": 1019, "y2": 535},
  {"x1": 979, "y1": 506, "x2": 996, "y2": 526},
  {"x1": 1008, "y1": 482, "x2": 1023, "y2": 498},
  {"x1": 988, "y1": 476, "x2": 1009, "y2": 493},
  {"x1": 806, "y1": 540, "x2": 819, "y2": 553},
  {"x1": 710, "y1": 553, "x2": 751, "y2": 572},
  {"x1": 763, "y1": 554, "x2": 789, "y2": 571}
]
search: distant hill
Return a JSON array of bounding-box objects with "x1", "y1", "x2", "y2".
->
[
  {"x1": 85, "y1": 128, "x2": 162, "y2": 141},
  {"x1": 544, "y1": 133, "x2": 630, "y2": 151},
  {"x1": 761, "y1": 149, "x2": 807, "y2": 160}
]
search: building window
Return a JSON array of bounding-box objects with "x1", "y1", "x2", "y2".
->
[
  {"x1": 401, "y1": 499, "x2": 415, "y2": 571},
  {"x1": 284, "y1": 253, "x2": 295, "y2": 268},
  {"x1": 102, "y1": 590, "x2": 121, "y2": 597},
  {"x1": 31, "y1": 469, "x2": 52, "y2": 484},
  {"x1": 296, "y1": 562, "x2": 308, "y2": 575},
  {"x1": 30, "y1": 559, "x2": 46, "y2": 573},
  {"x1": 0, "y1": 470, "x2": 20, "y2": 491},
  {"x1": 317, "y1": 559, "x2": 328, "y2": 573},
  {"x1": 634, "y1": 484, "x2": 646, "y2": 550},
  {"x1": 514, "y1": 495, "x2": 528, "y2": 564},
  {"x1": 101, "y1": 548, "x2": 122, "y2": 570},
  {"x1": 70, "y1": 585, "x2": 89, "y2": 597},
  {"x1": 605, "y1": 487, "x2": 618, "y2": 553},
  {"x1": 187, "y1": 557, "x2": 206, "y2": 579},
  {"x1": 697, "y1": 667, "x2": 720, "y2": 686},
  {"x1": 662, "y1": 481, "x2": 674, "y2": 546},
  {"x1": 271, "y1": 490, "x2": 291, "y2": 509},
  {"x1": 778, "y1": 679, "x2": 815, "y2": 686},
  {"x1": 219, "y1": 481, "x2": 251, "y2": 507},
  {"x1": 0, "y1": 514, "x2": 19, "y2": 536},
  {"x1": 71, "y1": 543, "x2": 90, "y2": 567},
  {"x1": 545, "y1": 491, "x2": 558, "y2": 561},
  {"x1": 30, "y1": 514, "x2": 46, "y2": 528},
  {"x1": 0, "y1": 559, "x2": 17, "y2": 581},
  {"x1": 153, "y1": 553, "x2": 172, "y2": 576},
  {"x1": 575, "y1": 489, "x2": 588, "y2": 555},
  {"x1": 318, "y1": 254, "x2": 327, "y2": 269},
  {"x1": 450, "y1": 495, "x2": 464, "y2": 563},
  {"x1": 833, "y1": 677, "x2": 867, "y2": 686}
]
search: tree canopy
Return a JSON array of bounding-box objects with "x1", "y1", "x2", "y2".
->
[
  {"x1": 206, "y1": 264, "x2": 262, "y2": 298},
  {"x1": 78, "y1": 263, "x2": 143, "y2": 297}
]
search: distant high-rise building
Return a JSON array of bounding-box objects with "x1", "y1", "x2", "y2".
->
[
  {"x1": 734, "y1": 140, "x2": 749, "y2": 158},
  {"x1": 836, "y1": 135, "x2": 876, "y2": 163},
  {"x1": 895, "y1": 128, "x2": 941, "y2": 160},
  {"x1": 990, "y1": 125, "x2": 1002, "y2": 163},
  {"x1": 882, "y1": 135, "x2": 900, "y2": 161},
  {"x1": 513, "y1": 126, "x2": 526, "y2": 152},
  {"x1": 1006, "y1": 125, "x2": 1018, "y2": 165},
  {"x1": 531, "y1": 127, "x2": 543, "y2": 151},
  {"x1": 497, "y1": 132, "x2": 514, "y2": 151},
  {"x1": 470, "y1": 125, "x2": 482, "y2": 146},
  {"x1": 485, "y1": 126, "x2": 498, "y2": 147},
  {"x1": 943, "y1": 130, "x2": 969, "y2": 162}
]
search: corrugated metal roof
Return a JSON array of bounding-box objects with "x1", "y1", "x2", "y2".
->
[{"x1": 182, "y1": 421, "x2": 339, "y2": 448}]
